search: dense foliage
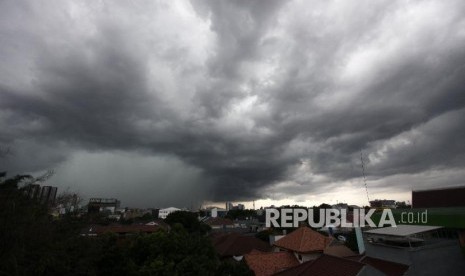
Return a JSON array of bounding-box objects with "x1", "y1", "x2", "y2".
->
[
  {"x1": 0, "y1": 173, "x2": 235, "y2": 275},
  {"x1": 225, "y1": 209, "x2": 257, "y2": 220},
  {"x1": 164, "y1": 211, "x2": 211, "y2": 234}
]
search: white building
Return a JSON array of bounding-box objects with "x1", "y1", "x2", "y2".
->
[
  {"x1": 211, "y1": 207, "x2": 228, "y2": 218},
  {"x1": 158, "y1": 207, "x2": 181, "y2": 219}
]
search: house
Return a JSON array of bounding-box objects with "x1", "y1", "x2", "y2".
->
[
  {"x1": 274, "y1": 253, "x2": 411, "y2": 276},
  {"x1": 158, "y1": 207, "x2": 181, "y2": 219},
  {"x1": 364, "y1": 225, "x2": 465, "y2": 275},
  {"x1": 273, "y1": 226, "x2": 333, "y2": 262},
  {"x1": 273, "y1": 254, "x2": 366, "y2": 276},
  {"x1": 244, "y1": 250, "x2": 299, "y2": 276},
  {"x1": 211, "y1": 233, "x2": 271, "y2": 259}
]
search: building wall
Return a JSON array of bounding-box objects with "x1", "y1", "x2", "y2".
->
[
  {"x1": 412, "y1": 187, "x2": 465, "y2": 208},
  {"x1": 88, "y1": 198, "x2": 120, "y2": 214},
  {"x1": 293, "y1": 252, "x2": 321, "y2": 263},
  {"x1": 158, "y1": 208, "x2": 180, "y2": 219}
]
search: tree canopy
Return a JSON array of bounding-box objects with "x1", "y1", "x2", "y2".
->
[{"x1": 0, "y1": 174, "x2": 226, "y2": 275}]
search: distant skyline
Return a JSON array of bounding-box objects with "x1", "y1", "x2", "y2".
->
[{"x1": 1, "y1": 0, "x2": 465, "y2": 208}]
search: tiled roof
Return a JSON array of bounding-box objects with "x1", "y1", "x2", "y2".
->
[
  {"x1": 360, "y1": 256, "x2": 409, "y2": 276},
  {"x1": 244, "y1": 250, "x2": 299, "y2": 276},
  {"x1": 323, "y1": 245, "x2": 357, "y2": 258},
  {"x1": 273, "y1": 254, "x2": 365, "y2": 276},
  {"x1": 344, "y1": 255, "x2": 364, "y2": 262},
  {"x1": 274, "y1": 227, "x2": 333, "y2": 253},
  {"x1": 212, "y1": 233, "x2": 271, "y2": 257}
]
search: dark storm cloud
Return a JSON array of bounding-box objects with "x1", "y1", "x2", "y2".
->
[{"x1": 1, "y1": 0, "x2": 465, "y2": 205}]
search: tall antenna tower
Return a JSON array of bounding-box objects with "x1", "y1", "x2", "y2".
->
[{"x1": 360, "y1": 150, "x2": 370, "y2": 204}]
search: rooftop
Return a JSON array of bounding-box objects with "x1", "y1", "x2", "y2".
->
[
  {"x1": 211, "y1": 233, "x2": 271, "y2": 257},
  {"x1": 412, "y1": 185, "x2": 465, "y2": 192},
  {"x1": 274, "y1": 226, "x2": 333, "y2": 253},
  {"x1": 244, "y1": 250, "x2": 299, "y2": 276},
  {"x1": 364, "y1": 225, "x2": 443, "y2": 237},
  {"x1": 323, "y1": 245, "x2": 357, "y2": 258},
  {"x1": 273, "y1": 254, "x2": 365, "y2": 276}
]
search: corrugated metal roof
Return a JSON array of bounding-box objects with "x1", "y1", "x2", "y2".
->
[{"x1": 365, "y1": 225, "x2": 442, "y2": 236}]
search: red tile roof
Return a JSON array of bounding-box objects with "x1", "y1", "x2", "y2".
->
[
  {"x1": 212, "y1": 233, "x2": 271, "y2": 257},
  {"x1": 274, "y1": 227, "x2": 333, "y2": 253},
  {"x1": 323, "y1": 245, "x2": 357, "y2": 258},
  {"x1": 244, "y1": 250, "x2": 299, "y2": 276},
  {"x1": 344, "y1": 255, "x2": 364, "y2": 262},
  {"x1": 273, "y1": 254, "x2": 365, "y2": 276}
]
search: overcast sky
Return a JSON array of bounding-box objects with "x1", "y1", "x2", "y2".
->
[{"x1": 1, "y1": 0, "x2": 465, "y2": 208}]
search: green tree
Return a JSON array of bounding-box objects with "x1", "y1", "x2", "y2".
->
[
  {"x1": 0, "y1": 173, "x2": 55, "y2": 275},
  {"x1": 225, "y1": 209, "x2": 257, "y2": 220},
  {"x1": 165, "y1": 211, "x2": 211, "y2": 234},
  {"x1": 0, "y1": 172, "x2": 231, "y2": 275},
  {"x1": 129, "y1": 225, "x2": 219, "y2": 275}
]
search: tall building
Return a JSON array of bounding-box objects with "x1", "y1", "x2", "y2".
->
[
  {"x1": 24, "y1": 184, "x2": 57, "y2": 205},
  {"x1": 40, "y1": 186, "x2": 57, "y2": 205}
]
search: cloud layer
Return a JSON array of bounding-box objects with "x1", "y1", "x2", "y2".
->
[{"x1": 1, "y1": 0, "x2": 465, "y2": 207}]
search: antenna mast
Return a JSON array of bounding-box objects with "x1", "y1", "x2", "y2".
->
[{"x1": 360, "y1": 150, "x2": 370, "y2": 204}]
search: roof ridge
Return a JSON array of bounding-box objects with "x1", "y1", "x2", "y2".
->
[{"x1": 299, "y1": 227, "x2": 306, "y2": 251}]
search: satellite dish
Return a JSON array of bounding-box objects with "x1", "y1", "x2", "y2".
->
[{"x1": 337, "y1": 235, "x2": 347, "y2": 242}]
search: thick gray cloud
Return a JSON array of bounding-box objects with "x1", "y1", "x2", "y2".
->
[{"x1": 1, "y1": 0, "x2": 465, "y2": 206}]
